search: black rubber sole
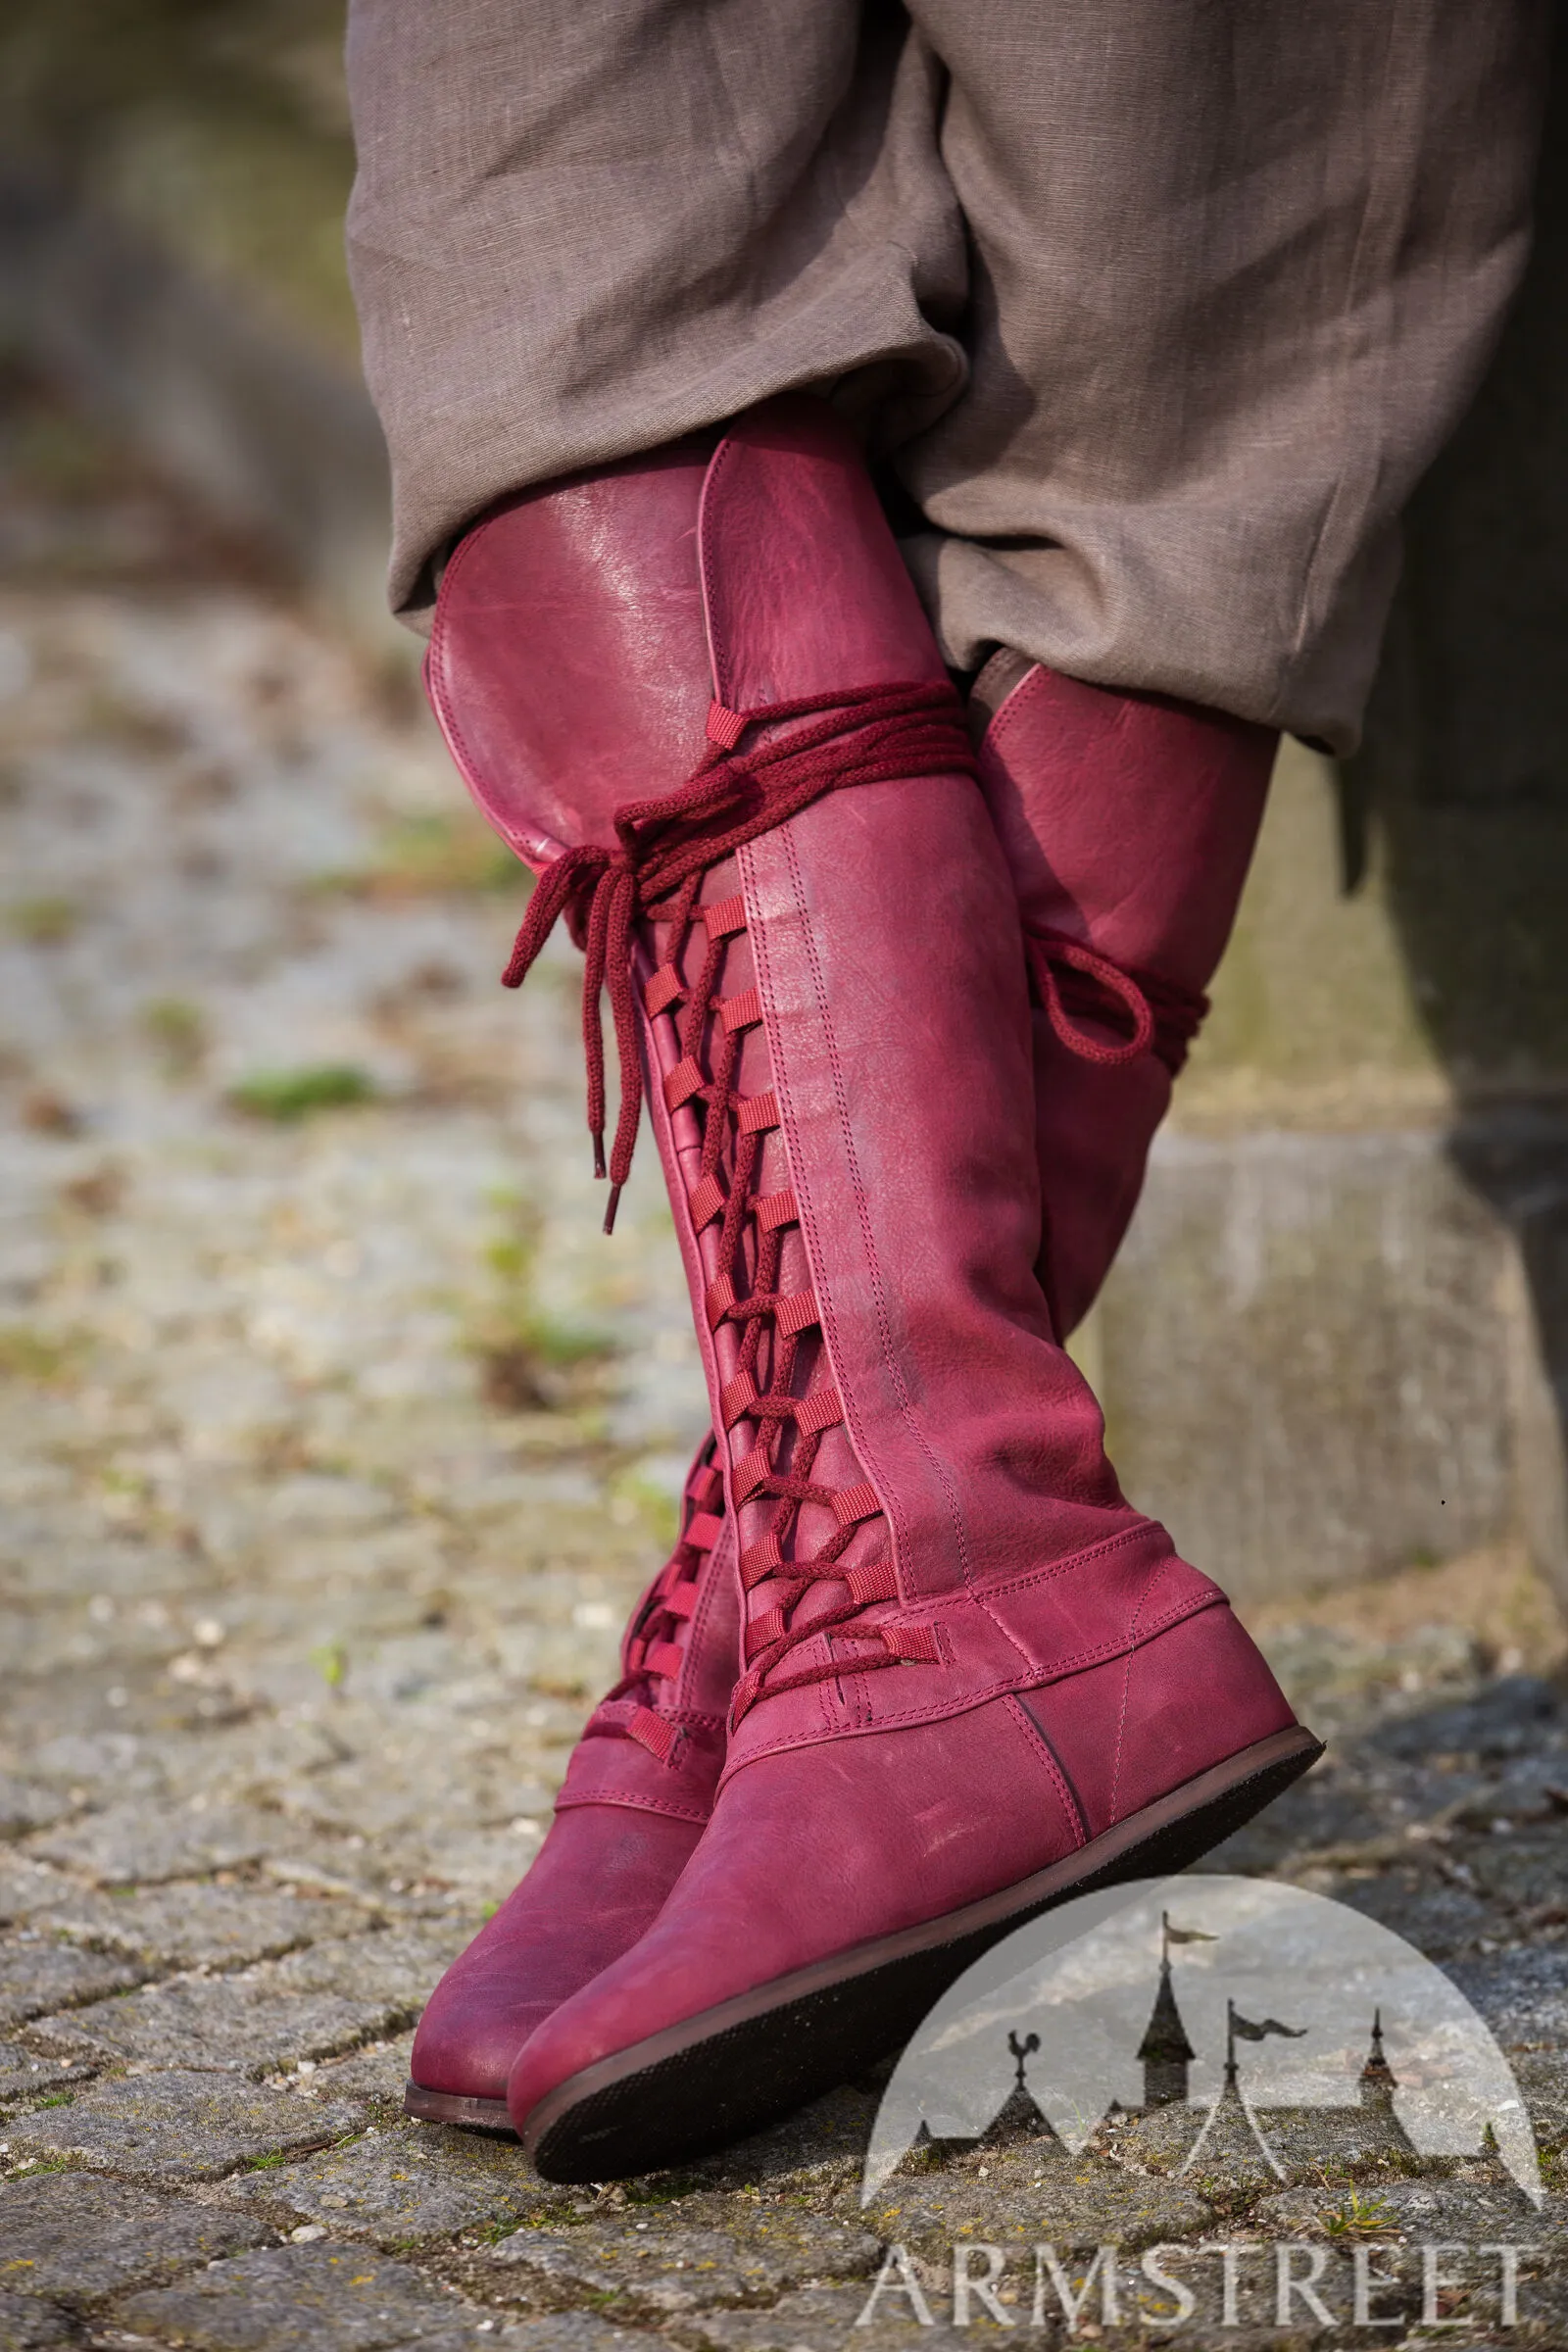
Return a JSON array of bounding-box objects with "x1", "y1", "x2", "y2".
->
[{"x1": 522, "y1": 1723, "x2": 1322, "y2": 2182}]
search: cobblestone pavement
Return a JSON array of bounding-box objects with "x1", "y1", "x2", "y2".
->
[{"x1": 3, "y1": 382, "x2": 1568, "y2": 2347}]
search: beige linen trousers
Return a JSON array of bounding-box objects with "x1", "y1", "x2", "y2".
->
[{"x1": 346, "y1": 0, "x2": 1547, "y2": 753}]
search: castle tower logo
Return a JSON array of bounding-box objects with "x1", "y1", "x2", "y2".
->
[{"x1": 863, "y1": 1875, "x2": 1542, "y2": 2204}]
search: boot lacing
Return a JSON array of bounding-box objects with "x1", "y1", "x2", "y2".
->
[
  {"x1": 503, "y1": 682, "x2": 974, "y2": 1230},
  {"x1": 647, "y1": 874, "x2": 943, "y2": 1726},
  {"x1": 1025, "y1": 930, "x2": 1206, "y2": 1075},
  {"x1": 504, "y1": 682, "x2": 976, "y2": 1723},
  {"x1": 583, "y1": 1446, "x2": 724, "y2": 1765}
]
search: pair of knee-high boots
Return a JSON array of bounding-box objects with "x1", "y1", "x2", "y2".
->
[{"x1": 404, "y1": 399, "x2": 1318, "y2": 2180}]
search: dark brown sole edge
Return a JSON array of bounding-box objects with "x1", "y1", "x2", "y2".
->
[
  {"x1": 404, "y1": 2082, "x2": 515, "y2": 2135},
  {"x1": 524, "y1": 1723, "x2": 1323, "y2": 2182}
]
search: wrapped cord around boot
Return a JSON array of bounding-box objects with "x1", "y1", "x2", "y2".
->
[{"x1": 501, "y1": 681, "x2": 975, "y2": 1228}]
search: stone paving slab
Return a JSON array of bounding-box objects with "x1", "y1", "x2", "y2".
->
[
  {"x1": 227, "y1": 2121, "x2": 541, "y2": 2248},
  {"x1": 0, "y1": 2044, "x2": 100, "y2": 2116},
  {"x1": 681, "y1": 2088, "x2": 883, "y2": 2196},
  {"x1": 27, "y1": 1927, "x2": 464, "y2": 2074},
  {"x1": 478, "y1": 2216, "x2": 881, "y2": 2319},
  {"x1": 465, "y1": 2323, "x2": 664, "y2": 2352},
  {"x1": 3, "y1": 1738, "x2": 167, "y2": 1815},
  {"x1": 293, "y1": 2035, "x2": 417, "y2": 2115},
  {"x1": 664, "y1": 2283, "x2": 970, "y2": 2352},
  {"x1": 1447, "y1": 1948, "x2": 1568, "y2": 2050},
  {"x1": 24, "y1": 1802, "x2": 297, "y2": 1886},
  {"x1": 0, "y1": 1788, "x2": 71, "y2": 1845},
  {"x1": 0, "y1": 1867, "x2": 90, "y2": 1933},
  {"x1": 862, "y1": 2148, "x2": 1214, "y2": 2259},
  {"x1": 1255, "y1": 2171, "x2": 1563, "y2": 2244},
  {"x1": 0, "y1": 1938, "x2": 149, "y2": 2031},
  {"x1": 2, "y1": 2067, "x2": 364, "y2": 2181},
  {"x1": 0, "y1": 2292, "x2": 76, "y2": 2351},
  {"x1": 28, "y1": 1978, "x2": 409, "y2": 2080},
  {"x1": 116, "y1": 2241, "x2": 490, "y2": 2349},
  {"x1": 26, "y1": 1879, "x2": 375, "y2": 1969},
  {"x1": 0, "y1": 2172, "x2": 270, "y2": 2303}
]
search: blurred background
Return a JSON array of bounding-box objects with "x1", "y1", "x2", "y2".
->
[{"x1": 2, "y1": 0, "x2": 1566, "y2": 1770}]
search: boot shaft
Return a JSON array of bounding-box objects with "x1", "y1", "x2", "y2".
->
[
  {"x1": 427, "y1": 398, "x2": 1217, "y2": 1776},
  {"x1": 974, "y1": 654, "x2": 1276, "y2": 1335}
]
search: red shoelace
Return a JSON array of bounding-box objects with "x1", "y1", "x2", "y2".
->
[
  {"x1": 583, "y1": 1446, "x2": 724, "y2": 1764},
  {"x1": 1026, "y1": 929, "x2": 1206, "y2": 1076}
]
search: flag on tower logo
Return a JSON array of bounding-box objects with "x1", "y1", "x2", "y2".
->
[{"x1": 1230, "y1": 2010, "x2": 1306, "y2": 2042}]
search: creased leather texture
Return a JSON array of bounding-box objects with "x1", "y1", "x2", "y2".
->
[
  {"x1": 699, "y1": 406, "x2": 947, "y2": 713},
  {"x1": 446, "y1": 396, "x2": 1304, "y2": 2139},
  {"x1": 425, "y1": 435, "x2": 719, "y2": 868},
  {"x1": 408, "y1": 1457, "x2": 739, "y2": 2101},
  {"x1": 408, "y1": 1804, "x2": 708, "y2": 2099},
  {"x1": 978, "y1": 661, "x2": 1276, "y2": 1336},
  {"x1": 513, "y1": 1697, "x2": 1085, "y2": 2087}
]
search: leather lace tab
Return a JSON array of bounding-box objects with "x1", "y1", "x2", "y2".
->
[
  {"x1": 720, "y1": 986, "x2": 762, "y2": 1033},
  {"x1": 707, "y1": 703, "x2": 748, "y2": 750},
  {"x1": 688, "y1": 1172, "x2": 727, "y2": 1230},
  {"x1": 663, "y1": 1055, "x2": 705, "y2": 1109},
  {"x1": 737, "y1": 1090, "x2": 779, "y2": 1135},
  {"x1": 644, "y1": 961, "x2": 683, "y2": 1016},
  {"x1": 774, "y1": 1287, "x2": 819, "y2": 1337},
  {"x1": 627, "y1": 1705, "x2": 681, "y2": 1763},
  {"x1": 832, "y1": 1482, "x2": 882, "y2": 1528},
  {"x1": 701, "y1": 893, "x2": 749, "y2": 939}
]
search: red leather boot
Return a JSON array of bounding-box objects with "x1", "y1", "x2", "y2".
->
[
  {"x1": 404, "y1": 1447, "x2": 735, "y2": 2126},
  {"x1": 405, "y1": 667, "x2": 1268, "y2": 2133},
  {"x1": 969, "y1": 651, "x2": 1275, "y2": 1338},
  {"x1": 431, "y1": 395, "x2": 1318, "y2": 2180}
]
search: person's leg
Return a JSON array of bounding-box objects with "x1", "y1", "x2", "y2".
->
[
  {"x1": 970, "y1": 658, "x2": 1276, "y2": 1339},
  {"x1": 906, "y1": 0, "x2": 1547, "y2": 1331},
  {"x1": 346, "y1": 0, "x2": 1548, "y2": 2132},
  {"x1": 434, "y1": 397, "x2": 1316, "y2": 2177},
  {"x1": 900, "y1": 0, "x2": 1549, "y2": 753},
  {"x1": 344, "y1": 0, "x2": 963, "y2": 627},
  {"x1": 346, "y1": 0, "x2": 969, "y2": 2125},
  {"x1": 404, "y1": 1445, "x2": 737, "y2": 2123}
]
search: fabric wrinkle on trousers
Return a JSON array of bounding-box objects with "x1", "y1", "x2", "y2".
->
[{"x1": 345, "y1": 0, "x2": 1548, "y2": 755}]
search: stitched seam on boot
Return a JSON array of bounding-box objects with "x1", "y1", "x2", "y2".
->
[
  {"x1": 984, "y1": 662, "x2": 1052, "y2": 760},
  {"x1": 1106, "y1": 1553, "x2": 1174, "y2": 1820},
  {"x1": 1006, "y1": 1691, "x2": 1089, "y2": 1844},
  {"x1": 759, "y1": 821, "x2": 973, "y2": 1592},
  {"x1": 1105, "y1": 1650, "x2": 1135, "y2": 1826},
  {"x1": 698, "y1": 436, "x2": 743, "y2": 704},
  {"x1": 966, "y1": 1520, "x2": 1177, "y2": 1603},
  {"x1": 740, "y1": 829, "x2": 915, "y2": 1587},
  {"x1": 427, "y1": 527, "x2": 511, "y2": 820},
  {"x1": 554, "y1": 1788, "x2": 712, "y2": 1825},
  {"x1": 719, "y1": 1591, "x2": 1224, "y2": 1772}
]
